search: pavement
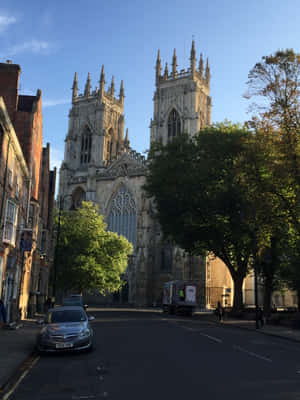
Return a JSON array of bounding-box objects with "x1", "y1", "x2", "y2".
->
[{"x1": 1, "y1": 309, "x2": 300, "y2": 398}]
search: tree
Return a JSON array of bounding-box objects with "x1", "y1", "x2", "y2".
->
[
  {"x1": 246, "y1": 49, "x2": 300, "y2": 307},
  {"x1": 55, "y1": 201, "x2": 133, "y2": 294},
  {"x1": 144, "y1": 124, "x2": 274, "y2": 311}
]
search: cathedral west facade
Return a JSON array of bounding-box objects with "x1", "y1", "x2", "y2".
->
[{"x1": 59, "y1": 42, "x2": 212, "y2": 307}]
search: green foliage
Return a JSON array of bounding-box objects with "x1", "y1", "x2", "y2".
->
[
  {"x1": 246, "y1": 49, "x2": 300, "y2": 307},
  {"x1": 55, "y1": 201, "x2": 133, "y2": 294},
  {"x1": 145, "y1": 123, "x2": 277, "y2": 310}
]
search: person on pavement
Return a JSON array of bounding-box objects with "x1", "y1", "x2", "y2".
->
[{"x1": 216, "y1": 301, "x2": 224, "y2": 322}]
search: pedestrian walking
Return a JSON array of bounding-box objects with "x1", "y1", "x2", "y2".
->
[
  {"x1": 257, "y1": 306, "x2": 264, "y2": 328},
  {"x1": 44, "y1": 297, "x2": 52, "y2": 312},
  {"x1": 0, "y1": 299, "x2": 7, "y2": 326},
  {"x1": 216, "y1": 301, "x2": 224, "y2": 322}
]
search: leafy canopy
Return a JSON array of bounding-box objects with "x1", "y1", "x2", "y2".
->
[
  {"x1": 144, "y1": 123, "x2": 277, "y2": 310},
  {"x1": 56, "y1": 201, "x2": 133, "y2": 294}
]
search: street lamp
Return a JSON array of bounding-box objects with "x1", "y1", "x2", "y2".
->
[{"x1": 52, "y1": 194, "x2": 72, "y2": 302}]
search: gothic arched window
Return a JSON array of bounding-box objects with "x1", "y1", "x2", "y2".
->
[
  {"x1": 108, "y1": 186, "x2": 136, "y2": 248},
  {"x1": 71, "y1": 187, "x2": 86, "y2": 209},
  {"x1": 80, "y1": 128, "x2": 92, "y2": 165},
  {"x1": 168, "y1": 109, "x2": 181, "y2": 139}
]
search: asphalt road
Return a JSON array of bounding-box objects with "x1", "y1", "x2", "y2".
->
[{"x1": 9, "y1": 308, "x2": 300, "y2": 400}]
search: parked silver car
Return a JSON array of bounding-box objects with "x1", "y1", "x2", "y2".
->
[{"x1": 36, "y1": 306, "x2": 94, "y2": 353}]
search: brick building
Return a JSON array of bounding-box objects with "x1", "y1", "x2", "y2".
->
[{"x1": 0, "y1": 61, "x2": 56, "y2": 321}]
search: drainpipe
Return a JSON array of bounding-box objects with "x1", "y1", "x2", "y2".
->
[{"x1": 0, "y1": 136, "x2": 11, "y2": 236}]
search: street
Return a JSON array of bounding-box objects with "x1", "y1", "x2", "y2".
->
[{"x1": 9, "y1": 308, "x2": 300, "y2": 400}]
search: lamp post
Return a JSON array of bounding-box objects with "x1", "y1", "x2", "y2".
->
[{"x1": 52, "y1": 195, "x2": 71, "y2": 302}]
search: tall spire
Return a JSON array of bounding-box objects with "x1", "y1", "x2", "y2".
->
[
  {"x1": 84, "y1": 72, "x2": 91, "y2": 97},
  {"x1": 99, "y1": 65, "x2": 105, "y2": 98},
  {"x1": 72, "y1": 72, "x2": 78, "y2": 102},
  {"x1": 110, "y1": 76, "x2": 115, "y2": 97},
  {"x1": 199, "y1": 53, "x2": 204, "y2": 78},
  {"x1": 156, "y1": 49, "x2": 162, "y2": 86},
  {"x1": 119, "y1": 79, "x2": 124, "y2": 103},
  {"x1": 124, "y1": 128, "x2": 130, "y2": 150},
  {"x1": 172, "y1": 48, "x2": 177, "y2": 78},
  {"x1": 205, "y1": 58, "x2": 210, "y2": 86},
  {"x1": 163, "y1": 62, "x2": 168, "y2": 80},
  {"x1": 190, "y1": 40, "x2": 196, "y2": 75}
]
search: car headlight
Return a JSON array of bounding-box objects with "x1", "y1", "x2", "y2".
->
[{"x1": 79, "y1": 329, "x2": 91, "y2": 338}]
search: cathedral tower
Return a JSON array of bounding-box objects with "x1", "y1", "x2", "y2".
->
[
  {"x1": 64, "y1": 66, "x2": 127, "y2": 171},
  {"x1": 60, "y1": 67, "x2": 129, "y2": 204},
  {"x1": 150, "y1": 41, "x2": 211, "y2": 145}
]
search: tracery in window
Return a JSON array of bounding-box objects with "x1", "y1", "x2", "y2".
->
[
  {"x1": 80, "y1": 127, "x2": 92, "y2": 165},
  {"x1": 167, "y1": 109, "x2": 181, "y2": 139},
  {"x1": 108, "y1": 186, "x2": 136, "y2": 248}
]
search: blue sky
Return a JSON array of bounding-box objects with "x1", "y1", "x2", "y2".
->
[{"x1": 0, "y1": 0, "x2": 299, "y2": 174}]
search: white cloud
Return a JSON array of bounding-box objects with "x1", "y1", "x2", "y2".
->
[
  {"x1": 43, "y1": 98, "x2": 69, "y2": 107},
  {"x1": 0, "y1": 15, "x2": 16, "y2": 32},
  {"x1": 7, "y1": 39, "x2": 53, "y2": 56}
]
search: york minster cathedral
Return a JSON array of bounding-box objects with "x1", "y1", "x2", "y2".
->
[{"x1": 59, "y1": 42, "x2": 240, "y2": 308}]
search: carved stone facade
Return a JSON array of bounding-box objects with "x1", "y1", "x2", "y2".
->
[{"x1": 59, "y1": 43, "x2": 209, "y2": 306}]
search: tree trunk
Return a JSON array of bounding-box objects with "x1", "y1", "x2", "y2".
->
[
  {"x1": 263, "y1": 277, "x2": 273, "y2": 316},
  {"x1": 232, "y1": 274, "x2": 244, "y2": 311}
]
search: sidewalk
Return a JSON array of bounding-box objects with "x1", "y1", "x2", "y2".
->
[
  {"x1": 0, "y1": 318, "x2": 39, "y2": 392},
  {"x1": 206, "y1": 314, "x2": 300, "y2": 343}
]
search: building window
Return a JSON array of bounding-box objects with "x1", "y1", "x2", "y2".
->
[
  {"x1": 108, "y1": 186, "x2": 136, "y2": 248},
  {"x1": 3, "y1": 200, "x2": 18, "y2": 245},
  {"x1": 80, "y1": 134, "x2": 92, "y2": 164},
  {"x1": 168, "y1": 109, "x2": 181, "y2": 139}
]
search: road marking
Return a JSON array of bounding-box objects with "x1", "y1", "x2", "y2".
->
[
  {"x1": 2, "y1": 355, "x2": 40, "y2": 400},
  {"x1": 179, "y1": 325, "x2": 222, "y2": 343},
  {"x1": 198, "y1": 332, "x2": 223, "y2": 343},
  {"x1": 233, "y1": 345, "x2": 272, "y2": 363}
]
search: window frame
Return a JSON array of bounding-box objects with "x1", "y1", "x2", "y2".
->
[
  {"x1": 167, "y1": 109, "x2": 181, "y2": 139},
  {"x1": 3, "y1": 200, "x2": 18, "y2": 245}
]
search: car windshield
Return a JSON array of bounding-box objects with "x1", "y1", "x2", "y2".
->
[
  {"x1": 47, "y1": 310, "x2": 86, "y2": 323},
  {"x1": 63, "y1": 299, "x2": 83, "y2": 306}
]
